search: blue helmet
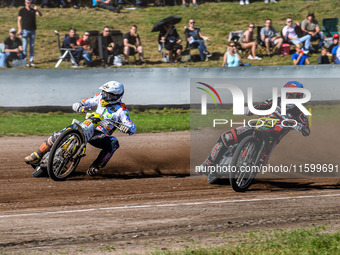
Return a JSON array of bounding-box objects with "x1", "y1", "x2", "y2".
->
[{"x1": 284, "y1": 81, "x2": 304, "y2": 99}]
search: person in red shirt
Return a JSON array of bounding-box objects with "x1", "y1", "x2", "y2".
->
[{"x1": 77, "y1": 32, "x2": 92, "y2": 66}]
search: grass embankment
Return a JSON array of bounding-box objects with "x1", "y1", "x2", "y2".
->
[
  {"x1": 0, "y1": 0, "x2": 339, "y2": 68},
  {"x1": 0, "y1": 104, "x2": 338, "y2": 136},
  {"x1": 150, "y1": 226, "x2": 340, "y2": 255},
  {"x1": 0, "y1": 108, "x2": 189, "y2": 136}
]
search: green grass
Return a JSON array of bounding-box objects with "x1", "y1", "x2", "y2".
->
[
  {"x1": 0, "y1": 104, "x2": 337, "y2": 136},
  {"x1": 0, "y1": 0, "x2": 339, "y2": 68},
  {"x1": 0, "y1": 108, "x2": 190, "y2": 136},
  {"x1": 151, "y1": 226, "x2": 340, "y2": 255}
]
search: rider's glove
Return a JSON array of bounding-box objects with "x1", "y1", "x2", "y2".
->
[
  {"x1": 120, "y1": 125, "x2": 130, "y2": 134},
  {"x1": 72, "y1": 102, "x2": 84, "y2": 113},
  {"x1": 293, "y1": 123, "x2": 303, "y2": 132}
]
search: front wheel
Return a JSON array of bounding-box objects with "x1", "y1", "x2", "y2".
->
[
  {"x1": 47, "y1": 128, "x2": 84, "y2": 181},
  {"x1": 229, "y1": 136, "x2": 260, "y2": 192}
]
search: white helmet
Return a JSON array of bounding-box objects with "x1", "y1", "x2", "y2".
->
[{"x1": 99, "y1": 81, "x2": 124, "y2": 106}]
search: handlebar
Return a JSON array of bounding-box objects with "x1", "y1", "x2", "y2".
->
[{"x1": 82, "y1": 109, "x2": 130, "y2": 134}]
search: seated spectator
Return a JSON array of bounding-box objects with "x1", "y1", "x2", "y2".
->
[
  {"x1": 62, "y1": 27, "x2": 83, "y2": 66},
  {"x1": 160, "y1": 23, "x2": 183, "y2": 63},
  {"x1": 331, "y1": 38, "x2": 340, "y2": 64},
  {"x1": 260, "y1": 19, "x2": 283, "y2": 56},
  {"x1": 77, "y1": 31, "x2": 92, "y2": 66},
  {"x1": 328, "y1": 34, "x2": 339, "y2": 54},
  {"x1": 182, "y1": 0, "x2": 198, "y2": 7},
  {"x1": 222, "y1": 41, "x2": 241, "y2": 67},
  {"x1": 92, "y1": 0, "x2": 120, "y2": 13},
  {"x1": 239, "y1": 23, "x2": 262, "y2": 60},
  {"x1": 59, "y1": 0, "x2": 79, "y2": 8},
  {"x1": 95, "y1": 26, "x2": 119, "y2": 65},
  {"x1": 0, "y1": 28, "x2": 25, "y2": 68},
  {"x1": 301, "y1": 13, "x2": 323, "y2": 50},
  {"x1": 282, "y1": 17, "x2": 311, "y2": 52},
  {"x1": 123, "y1": 25, "x2": 144, "y2": 64},
  {"x1": 184, "y1": 18, "x2": 212, "y2": 61},
  {"x1": 292, "y1": 45, "x2": 310, "y2": 65},
  {"x1": 317, "y1": 47, "x2": 330, "y2": 64}
]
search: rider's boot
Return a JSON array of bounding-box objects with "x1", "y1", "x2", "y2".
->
[
  {"x1": 87, "y1": 164, "x2": 100, "y2": 176},
  {"x1": 24, "y1": 152, "x2": 41, "y2": 165}
]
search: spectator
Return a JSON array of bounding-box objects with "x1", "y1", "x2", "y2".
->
[
  {"x1": 59, "y1": 0, "x2": 79, "y2": 8},
  {"x1": 17, "y1": 0, "x2": 42, "y2": 67},
  {"x1": 328, "y1": 33, "x2": 339, "y2": 54},
  {"x1": 160, "y1": 23, "x2": 182, "y2": 63},
  {"x1": 292, "y1": 45, "x2": 310, "y2": 65},
  {"x1": 239, "y1": 23, "x2": 262, "y2": 60},
  {"x1": 184, "y1": 19, "x2": 212, "y2": 61},
  {"x1": 317, "y1": 47, "x2": 330, "y2": 64},
  {"x1": 92, "y1": 0, "x2": 120, "y2": 13},
  {"x1": 222, "y1": 41, "x2": 241, "y2": 67},
  {"x1": 282, "y1": 17, "x2": 311, "y2": 53},
  {"x1": 260, "y1": 19, "x2": 283, "y2": 56},
  {"x1": 123, "y1": 25, "x2": 144, "y2": 64},
  {"x1": 9, "y1": 0, "x2": 37, "y2": 8},
  {"x1": 62, "y1": 28, "x2": 83, "y2": 66},
  {"x1": 95, "y1": 26, "x2": 120, "y2": 65},
  {"x1": 301, "y1": 13, "x2": 323, "y2": 50},
  {"x1": 240, "y1": 0, "x2": 277, "y2": 5},
  {"x1": 77, "y1": 32, "x2": 92, "y2": 66},
  {"x1": 331, "y1": 38, "x2": 340, "y2": 64},
  {"x1": 0, "y1": 28, "x2": 24, "y2": 68},
  {"x1": 182, "y1": 0, "x2": 198, "y2": 7}
]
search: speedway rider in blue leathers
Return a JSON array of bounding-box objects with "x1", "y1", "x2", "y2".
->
[
  {"x1": 200, "y1": 81, "x2": 310, "y2": 182},
  {"x1": 25, "y1": 81, "x2": 136, "y2": 177}
]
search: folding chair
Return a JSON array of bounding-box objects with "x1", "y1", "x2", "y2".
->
[
  {"x1": 228, "y1": 30, "x2": 251, "y2": 59},
  {"x1": 184, "y1": 25, "x2": 208, "y2": 62},
  {"x1": 54, "y1": 30, "x2": 78, "y2": 68},
  {"x1": 109, "y1": 30, "x2": 124, "y2": 53},
  {"x1": 92, "y1": 30, "x2": 124, "y2": 67},
  {"x1": 322, "y1": 18, "x2": 340, "y2": 38},
  {"x1": 256, "y1": 26, "x2": 270, "y2": 55}
]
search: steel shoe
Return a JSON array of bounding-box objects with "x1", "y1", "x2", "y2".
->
[{"x1": 32, "y1": 166, "x2": 48, "y2": 178}]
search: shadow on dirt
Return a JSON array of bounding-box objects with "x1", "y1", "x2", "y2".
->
[
  {"x1": 251, "y1": 179, "x2": 340, "y2": 191},
  {"x1": 202, "y1": 178, "x2": 340, "y2": 191},
  {"x1": 70, "y1": 170, "x2": 189, "y2": 180}
]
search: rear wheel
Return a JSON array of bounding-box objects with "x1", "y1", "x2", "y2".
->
[
  {"x1": 47, "y1": 129, "x2": 83, "y2": 181},
  {"x1": 229, "y1": 136, "x2": 260, "y2": 192}
]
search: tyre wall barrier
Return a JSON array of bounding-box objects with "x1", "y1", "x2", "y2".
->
[{"x1": 0, "y1": 65, "x2": 339, "y2": 111}]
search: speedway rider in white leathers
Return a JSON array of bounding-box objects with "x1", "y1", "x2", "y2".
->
[{"x1": 25, "y1": 81, "x2": 136, "y2": 176}]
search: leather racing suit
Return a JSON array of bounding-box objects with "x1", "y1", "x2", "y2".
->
[
  {"x1": 202, "y1": 97, "x2": 310, "y2": 168},
  {"x1": 36, "y1": 93, "x2": 136, "y2": 169}
]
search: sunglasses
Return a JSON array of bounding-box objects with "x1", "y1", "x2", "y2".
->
[
  {"x1": 287, "y1": 20, "x2": 292, "y2": 23},
  {"x1": 84, "y1": 34, "x2": 90, "y2": 36},
  {"x1": 249, "y1": 26, "x2": 255, "y2": 28},
  {"x1": 230, "y1": 45, "x2": 236, "y2": 47},
  {"x1": 104, "y1": 30, "x2": 110, "y2": 32}
]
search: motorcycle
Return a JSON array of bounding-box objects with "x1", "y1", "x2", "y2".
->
[
  {"x1": 208, "y1": 116, "x2": 298, "y2": 192},
  {"x1": 31, "y1": 112, "x2": 126, "y2": 181}
]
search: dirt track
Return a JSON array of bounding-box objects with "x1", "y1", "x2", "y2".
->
[{"x1": 0, "y1": 131, "x2": 340, "y2": 254}]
